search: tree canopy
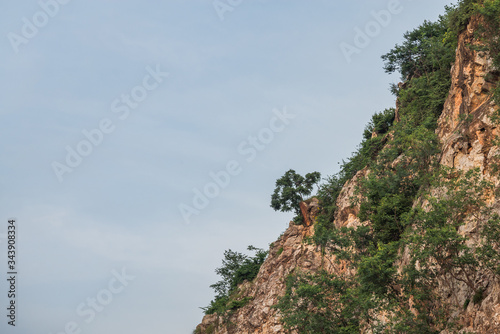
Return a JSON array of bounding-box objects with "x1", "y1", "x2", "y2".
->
[{"x1": 270, "y1": 169, "x2": 321, "y2": 216}]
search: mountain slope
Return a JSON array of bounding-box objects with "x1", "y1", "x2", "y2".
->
[{"x1": 195, "y1": 3, "x2": 500, "y2": 334}]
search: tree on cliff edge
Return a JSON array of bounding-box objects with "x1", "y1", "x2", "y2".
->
[{"x1": 270, "y1": 169, "x2": 321, "y2": 216}]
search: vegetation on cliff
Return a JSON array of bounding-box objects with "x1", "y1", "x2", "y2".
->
[
  {"x1": 199, "y1": 1, "x2": 500, "y2": 333},
  {"x1": 202, "y1": 246, "x2": 267, "y2": 316},
  {"x1": 275, "y1": 1, "x2": 500, "y2": 333},
  {"x1": 270, "y1": 169, "x2": 321, "y2": 222}
]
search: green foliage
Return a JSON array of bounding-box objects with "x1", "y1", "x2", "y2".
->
[
  {"x1": 363, "y1": 108, "x2": 396, "y2": 141},
  {"x1": 208, "y1": 249, "x2": 246, "y2": 300},
  {"x1": 357, "y1": 122, "x2": 440, "y2": 244},
  {"x1": 476, "y1": 214, "x2": 500, "y2": 275},
  {"x1": 396, "y1": 73, "x2": 451, "y2": 129},
  {"x1": 205, "y1": 323, "x2": 217, "y2": 334},
  {"x1": 446, "y1": 0, "x2": 478, "y2": 40},
  {"x1": 316, "y1": 109, "x2": 395, "y2": 222},
  {"x1": 226, "y1": 296, "x2": 253, "y2": 310},
  {"x1": 402, "y1": 169, "x2": 484, "y2": 290},
  {"x1": 293, "y1": 214, "x2": 305, "y2": 225},
  {"x1": 475, "y1": 0, "x2": 500, "y2": 102},
  {"x1": 231, "y1": 246, "x2": 267, "y2": 291},
  {"x1": 382, "y1": 13, "x2": 455, "y2": 140},
  {"x1": 358, "y1": 163, "x2": 419, "y2": 244},
  {"x1": 357, "y1": 243, "x2": 398, "y2": 296},
  {"x1": 394, "y1": 167, "x2": 500, "y2": 330},
  {"x1": 203, "y1": 295, "x2": 230, "y2": 316},
  {"x1": 271, "y1": 169, "x2": 321, "y2": 216},
  {"x1": 274, "y1": 270, "x2": 365, "y2": 334},
  {"x1": 307, "y1": 167, "x2": 499, "y2": 334},
  {"x1": 475, "y1": 0, "x2": 500, "y2": 61},
  {"x1": 381, "y1": 17, "x2": 455, "y2": 80},
  {"x1": 472, "y1": 287, "x2": 486, "y2": 304},
  {"x1": 353, "y1": 16, "x2": 453, "y2": 248},
  {"x1": 473, "y1": 0, "x2": 500, "y2": 171},
  {"x1": 464, "y1": 298, "x2": 471, "y2": 310},
  {"x1": 316, "y1": 175, "x2": 346, "y2": 222},
  {"x1": 203, "y1": 246, "x2": 268, "y2": 315}
]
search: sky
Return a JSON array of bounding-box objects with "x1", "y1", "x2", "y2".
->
[{"x1": 0, "y1": 0, "x2": 455, "y2": 333}]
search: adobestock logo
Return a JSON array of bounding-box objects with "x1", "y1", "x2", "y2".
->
[
  {"x1": 213, "y1": 0, "x2": 244, "y2": 21},
  {"x1": 212, "y1": 0, "x2": 268, "y2": 22},
  {"x1": 7, "y1": 0, "x2": 72, "y2": 54},
  {"x1": 340, "y1": 0, "x2": 411, "y2": 64},
  {"x1": 178, "y1": 107, "x2": 295, "y2": 224},
  {"x1": 49, "y1": 267, "x2": 135, "y2": 334},
  {"x1": 51, "y1": 65, "x2": 169, "y2": 183}
]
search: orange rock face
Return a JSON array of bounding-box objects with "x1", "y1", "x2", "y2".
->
[
  {"x1": 299, "y1": 197, "x2": 320, "y2": 227},
  {"x1": 438, "y1": 16, "x2": 499, "y2": 175}
]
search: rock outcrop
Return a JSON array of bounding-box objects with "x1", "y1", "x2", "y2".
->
[
  {"x1": 195, "y1": 15, "x2": 500, "y2": 334},
  {"x1": 299, "y1": 197, "x2": 320, "y2": 227},
  {"x1": 438, "y1": 16, "x2": 500, "y2": 175},
  {"x1": 434, "y1": 16, "x2": 500, "y2": 334},
  {"x1": 196, "y1": 220, "x2": 337, "y2": 334}
]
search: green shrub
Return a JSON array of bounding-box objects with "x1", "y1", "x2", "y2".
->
[
  {"x1": 357, "y1": 243, "x2": 398, "y2": 296},
  {"x1": 363, "y1": 108, "x2": 395, "y2": 140},
  {"x1": 316, "y1": 109, "x2": 395, "y2": 223},
  {"x1": 473, "y1": 287, "x2": 486, "y2": 304},
  {"x1": 274, "y1": 270, "x2": 364, "y2": 333},
  {"x1": 382, "y1": 18, "x2": 454, "y2": 81},
  {"x1": 475, "y1": 0, "x2": 500, "y2": 102},
  {"x1": 203, "y1": 246, "x2": 267, "y2": 315},
  {"x1": 446, "y1": 0, "x2": 478, "y2": 40},
  {"x1": 205, "y1": 323, "x2": 216, "y2": 334},
  {"x1": 464, "y1": 298, "x2": 471, "y2": 310},
  {"x1": 226, "y1": 297, "x2": 253, "y2": 310},
  {"x1": 231, "y1": 247, "x2": 267, "y2": 291}
]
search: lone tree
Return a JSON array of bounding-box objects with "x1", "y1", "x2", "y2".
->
[{"x1": 271, "y1": 169, "x2": 321, "y2": 216}]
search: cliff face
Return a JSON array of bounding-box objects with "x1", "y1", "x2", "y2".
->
[
  {"x1": 197, "y1": 216, "x2": 338, "y2": 334},
  {"x1": 196, "y1": 17, "x2": 500, "y2": 334},
  {"x1": 434, "y1": 16, "x2": 500, "y2": 334},
  {"x1": 438, "y1": 16, "x2": 500, "y2": 174}
]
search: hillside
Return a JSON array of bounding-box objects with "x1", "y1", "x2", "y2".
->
[{"x1": 195, "y1": 1, "x2": 500, "y2": 333}]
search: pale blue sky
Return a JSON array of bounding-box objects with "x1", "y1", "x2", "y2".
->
[{"x1": 1, "y1": 0, "x2": 453, "y2": 333}]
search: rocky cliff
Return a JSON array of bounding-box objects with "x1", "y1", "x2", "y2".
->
[
  {"x1": 434, "y1": 15, "x2": 500, "y2": 334},
  {"x1": 195, "y1": 13, "x2": 500, "y2": 334},
  {"x1": 196, "y1": 202, "x2": 336, "y2": 334}
]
